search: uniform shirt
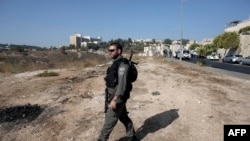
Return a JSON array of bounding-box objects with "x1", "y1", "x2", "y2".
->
[{"x1": 114, "y1": 56, "x2": 129, "y2": 97}]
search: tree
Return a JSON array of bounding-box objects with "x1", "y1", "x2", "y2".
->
[
  {"x1": 239, "y1": 26, "x2": 250, "y2": 34},
  {"x1": 196, "y1": 45, "x2": 209, "y2": 58},
  {"x1": 163, "y1": 39, "x2": 172, "y2": 45},
  {"x1": 60, "y1": 46, "x2": 67, "y2": 54},
  {"x1": 69, "y1": 44, "x2": 76, "y2": 49},
  {"x1": 130, "y1": 42, "x2": 144, "y2": 51},
  {"x1": 182, "y1": 39, "x2": 189, "y2": 46},
  {"x1": 213, "y1": 32, "x2": 239, "y2": 57},
  {"x1": 99, "y1": 42, "x2": 109, "y2": 49},
  {"x1": 87, "y1": 43, "x2": 100, "y2": 50},
  {"x1": 128, "y1": 38, "x2": 133, "y2": 47},
  {"x1": 152, "y1": 39, "x2": 156, "y2": 43},
  {"x1": 203, "y1": 44, "x2": 217, "y2": 55},
  {"x1": 189, "y1": 43, "x2": 200, "y2": 50}
]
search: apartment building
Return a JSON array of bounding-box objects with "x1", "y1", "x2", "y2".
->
[
  {"x1": 224, "y1": 19, "x2": 250, "y2": 57},
  {"x1": 70, "y1": 34, "x2": 82, "y2": 47},
  {"x1": 69, "y1": 33, "x2": 102, "y2": 48},
  {"x1": 225, "y1": 19, "x2": 250, "y2": 32}
]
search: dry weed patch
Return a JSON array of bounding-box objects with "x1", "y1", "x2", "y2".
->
[
  {"x1": 36, "y1": 70, "x2": 59, "y2": 77},
  {"x1": 206, "y1": 76, "x2": 236, "y2": 86},
  {"x1": 0, "y1": 51, "x2": 108, "y2": 73}
]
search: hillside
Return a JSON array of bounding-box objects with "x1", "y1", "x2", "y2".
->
[{"x1": 0, "y1": 54, "x2": 250, "y2": 141}]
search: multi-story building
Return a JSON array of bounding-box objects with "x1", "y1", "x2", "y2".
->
[
  {"x1": 70, "y1": 34, "x2": 82, "y2": 48},
  {"x1": 225, "y1": 19, "x2": 250, "y2": 32},
  {"x1": 143, "y1": 44, "x2": 168, "y2": 56},
  {"x1": 199, "y1": 38, "x2": 213, "y2": 45},
  {"x1": 69, "y1": 33, "x2": 102, "y2": 48},
  {"x1": 224, "y1": 19, "x2": 250, "y2": 57}
]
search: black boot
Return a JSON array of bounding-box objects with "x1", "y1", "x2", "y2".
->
[
  {"x1": 97, "y1": 136, "x2": 107, "y2": 141},
  {"x1": 127, "y1": 135, "x2": 137, "y2": 141},
  {"x1": 97, "y1": 139, "x2": 107, "y2": 141}
]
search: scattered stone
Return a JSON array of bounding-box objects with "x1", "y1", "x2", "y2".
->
[{"x1": 152, "y1": 91, "x2": 160, "y2": 96}]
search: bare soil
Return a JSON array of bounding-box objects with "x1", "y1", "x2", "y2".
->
[{"x1": 0, "y1": 55, "x2": 250, "y2": 141}]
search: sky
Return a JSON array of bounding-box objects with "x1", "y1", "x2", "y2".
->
[{"x1": 0, "y1": 0, "x2": 249, "y2": 48}]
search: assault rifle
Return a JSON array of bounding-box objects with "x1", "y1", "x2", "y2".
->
[
  {"x1": 129, "y1": 50, "x2": 138, "y2": 65},
  {"x1": 104, "y1": 88, "x2": 109, "y2": 113}
]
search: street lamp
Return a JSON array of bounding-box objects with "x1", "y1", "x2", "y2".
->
[{"x1": 179, "y1": 0, "x2": 184, "y2": 61}]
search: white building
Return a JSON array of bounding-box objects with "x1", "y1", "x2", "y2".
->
[
  {"x1": 70, "y1": 33, "x2": 102, "y2": 48},
  {"x1": 143, "y1": 44, "x2": 168, "y2": 56},
  {"x1": 225, "y1": 19, "x2": 250, "y2": 32},
  {"x1": 200, "y1": 38, "x2": 213, "y2": 45},
  {"x1": 224, "y1": 19, "x2": 250, "y2": 57},
  {"x1": 70, "y1": 34, "x2": 82, "y2": 47}
]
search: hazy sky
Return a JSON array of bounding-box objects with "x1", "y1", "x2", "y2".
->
[{"x1": 0, "y1": 0, "x2": 249, "y2": 47}]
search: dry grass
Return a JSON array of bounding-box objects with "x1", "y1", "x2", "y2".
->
[
  {"x1": 36, "y1": 71, "x2": 59, "y2": 77},
  {"x1": 0, "y1": 50, "x2": 108, "y2": 73}
]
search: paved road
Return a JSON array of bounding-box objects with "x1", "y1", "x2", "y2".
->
[
  {"x1": 166, "y1": 57, "x2": 250, "y2": 81},
  {"x1": 202, "y1": 60, "x2": 249, "y2": 74}
]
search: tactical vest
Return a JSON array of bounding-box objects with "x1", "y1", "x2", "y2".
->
[
  {"x1": 105, "y1": 58, "x2": 124, "y2": 88},
  {"x1": 104, "y1": 58, "x2": 132, "y2": 100},
  {"x1": 105, "y1": 58, "x2": 132, "y2": 85}
]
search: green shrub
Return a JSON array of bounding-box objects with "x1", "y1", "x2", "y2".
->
[
  {"x1": 197, "y1": 60, "x2": 206, "y2": 66},
  {"x1": 36, "y1": 71, "x2": 59, "y2": 77}
]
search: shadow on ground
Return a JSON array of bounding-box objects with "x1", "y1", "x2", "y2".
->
[{"x1": 118, "y1": 109, "x2": 179, "y2": 141}]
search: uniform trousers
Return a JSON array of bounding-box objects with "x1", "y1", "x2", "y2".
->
[{"x1": 98, "y1": 101, "x2": 136, "y2": 141}]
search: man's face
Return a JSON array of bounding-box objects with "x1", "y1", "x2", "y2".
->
[{"x1": 108, "y1": 45, "x2": 120, "y2": 59}]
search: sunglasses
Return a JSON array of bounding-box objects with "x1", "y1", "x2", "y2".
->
[{"x1": 108, "y1": 49, "x2": 117, "y2": 52}]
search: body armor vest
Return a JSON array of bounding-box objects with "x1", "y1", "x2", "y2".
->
[
  {"x1": 104, "y1": 58, "x2": 124, "y2": 88},
  {"x1": 104, "y1": 58, "x2": 132, "y2": 100}
]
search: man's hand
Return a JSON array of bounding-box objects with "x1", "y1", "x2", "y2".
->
[{"x1": 109, "y1": 100, "x2": 116, "y2": 109}]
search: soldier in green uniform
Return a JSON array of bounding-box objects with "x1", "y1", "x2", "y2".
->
[{"x1": 97, "y1": 42, "x2": 137, "y2": 141}]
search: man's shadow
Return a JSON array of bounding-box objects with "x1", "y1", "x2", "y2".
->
[{"x1": 118, "y1": 109, "x2": 179, "y2": 141}]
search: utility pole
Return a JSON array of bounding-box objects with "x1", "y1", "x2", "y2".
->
[{"x1": 179, "y1": 0, "x2": 184, "y2": 61}]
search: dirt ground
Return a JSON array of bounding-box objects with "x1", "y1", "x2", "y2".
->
[{"x1": 0, "y1": 56, "x2": 250, "y2": 141}]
